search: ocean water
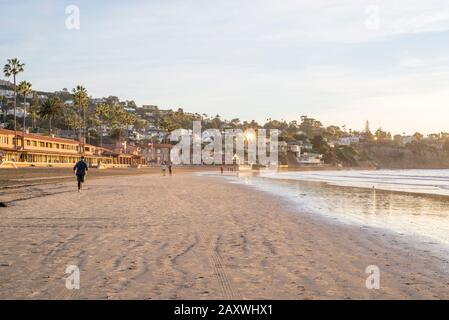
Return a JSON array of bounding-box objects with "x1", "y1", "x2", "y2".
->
[
  {"x1": 260, "y1": 169, "x2": 449, "y2": 197},
  {"x1": 203, "y1": 169, "x2": 449, "y2": 249}
]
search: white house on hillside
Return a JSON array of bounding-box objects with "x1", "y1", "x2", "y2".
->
[
  {"x1": 297, "y1": 152, "x2": 323, "y2": 165},
  {"x1": 338, "y1": 136, "x2": 361, "y2": 146}
]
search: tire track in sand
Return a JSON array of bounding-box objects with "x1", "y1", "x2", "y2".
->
[{"x1": 161, "y1": 182, "x2": 241, "y2": 299}]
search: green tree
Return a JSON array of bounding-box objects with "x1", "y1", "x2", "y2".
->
[
  {"x1": 106, "y1": 96, "x2": 120, "y2": 106},
  {"x1": 29, "y1": 93, "x2": 41, "y2": 129},
  {"x1": 40, "y1": 97, "x2": 63, "y2": 134},
  {"x1": 413, "y1": 132, "x2": 424, "y2": 142},
  {"x1": 65, "y1": 109, "x2": 83, "y2": 138},
  {"x1": 133, "y1": 118, "x2": 148, "y2": 130},
  {"x1": 107, "y1": 105, "x2": 131, "y2": 142},
  {"x1": 375, "y1": 128, "x2": 389, "y2": 142},
  {"x1": 264, "y1": 119, "x2": 288, "y2": 131},
  {"x1": 17, "y1": 81, "x2": 32, "y2": 148},
  {"x1": 298, "y1": 116, "x2": 323, "y2": 137},
  {"x1": 127, "y1": 100, "x2": 137, "y2": 108},
  {"x1": 122, "y1": 112, "x2": 137, "y2": 139},
  {"x1": 323, "y1": 125, "x2": 343, "y2": 140},
  {"x1": 157, "y1": 116, "x2": 180, "y2": 133},
  {"x1": 0, "y1": 95, "x2": 8, "y2": 124},
  {"x1": 72, "y1": 85, "x2": 88, "y2": 140},
  {"x1": 3, "y1": 58, "x2": 25, "y2": 149},
  {"x1": 365, "y1": 121, "x2": 371, "y2": 134},
  {"x1": 229, "y1": 118, "x2": 241, "y2": 129},
  {"x1": 95, "y1": 103, "x2": 111, "y2": 147},
  {"x1": 360, "y1": 120, "x2": 373, "y2": 141},
  {"x1": 311, "y1": 135, "x2": 335, "y2": 164}
]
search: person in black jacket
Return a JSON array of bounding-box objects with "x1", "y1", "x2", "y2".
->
[{"x1": 73, "y1": 156, "x2": 88, "y2": 192}]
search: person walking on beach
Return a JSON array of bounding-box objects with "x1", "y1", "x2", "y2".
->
[
  {"x1": 168, "y1": 163, "x2": 173, "y2": 176},
  {"x1": 161, "y1": 162, "x2": 167, "y2": 176},
  {"x1": 220, "y1": 166, "x2": 224, "y2": 175},
  {"x1": 73, "y1": 156, "x2": 88, "y2": 192}
]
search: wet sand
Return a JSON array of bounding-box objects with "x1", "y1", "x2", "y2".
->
[{"x1": 0, "y1": 172, "x2": 449, "y2": 299}]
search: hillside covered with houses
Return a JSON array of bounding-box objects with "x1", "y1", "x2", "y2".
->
[{"x1": 2, "y1": 74, "x2": 449, "y2": 169}]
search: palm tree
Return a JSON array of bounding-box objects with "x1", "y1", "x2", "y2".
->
[
  {"x1": 72, "y1": 85, "x2": 88, "y2": 141},
  {"x1": 95, "y1": 103, "x2": 110, "y2": 147},
  {"x1": 109, "y1": 105, "x2": 126, "y2": 142},
  {"x1": 3, "y1": 58, "x2": 25, "y2": 149},
  {"x1": 123, "y1": 112, "x2": 136, "y2": 139},
  {"x1": 17, "y1": 81, "x2": 32, "y2": 149},
  {"x1": 29, "y1": 92, "x2": 41, "y2": 129},
  {"x1": 40, "y1": 97, "x2": 63, "y2": 134},
  {"x1": 64, "y1": 109, "x2": 83, "y2": 138}
]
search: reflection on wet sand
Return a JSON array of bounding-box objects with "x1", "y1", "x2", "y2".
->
[{"x1": 228, "y1": 172, "x2": 449, "y2": 248}]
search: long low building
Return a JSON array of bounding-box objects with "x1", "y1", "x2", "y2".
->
[{"x1": 0, "y1": 128, "x2": 145, "y2": 167}]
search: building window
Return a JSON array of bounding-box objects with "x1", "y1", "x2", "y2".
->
[{"x1": 26, "y1": 140, "x2": 31, "y2": 146}]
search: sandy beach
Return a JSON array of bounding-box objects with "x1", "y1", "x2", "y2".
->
[{"x1": 1, "y1": 171, "x2": 449, "y2": 299}]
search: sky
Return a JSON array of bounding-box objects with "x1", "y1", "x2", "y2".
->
[{"x1": 1, "y1": 0, "x2": 449, "y2": 135}]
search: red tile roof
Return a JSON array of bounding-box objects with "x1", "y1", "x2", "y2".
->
[
  {"x1": 0, "y1": 128, "x2": 79, "y2": 144},
  {"x1": 0, "y1": 129, "x2": 137, "y2": 157}
]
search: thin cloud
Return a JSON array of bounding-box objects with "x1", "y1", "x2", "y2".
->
[{"x1": 1, "y1": 0, "x2": 448, "y2": 134}]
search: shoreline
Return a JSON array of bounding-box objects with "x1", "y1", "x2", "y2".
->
[
  {"x1": 263, "y1": 174, "x2": 449, "y2": 201},
  {"x1": 216, "y1": 173, "x2": 449, "y2": 260},
  {"x1": 202, "y1": 169, "x2": 449, "y2": 200},
  {"x1": 215, "y1": 171, "x2": 449, "y2": 257},
  {"x1": 1, "y1": 172, "x2": 449, "y2": 299},
  {"x1": 253, "y1": 169, "x2": 449, "y2": 199}
]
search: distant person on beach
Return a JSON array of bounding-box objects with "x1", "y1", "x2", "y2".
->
[
  {"x1": 161, "y1": 162, "x2": 167, "y2": 176},
  {"x1": 220, "y1": 166, "x2": 224, "y2": 175},
  {"x1": 168, "y1": 163, "x2": 173, "y2": 176},
  {"x1": 73, "y1": 156, "x2": 88, "y2": 192}
]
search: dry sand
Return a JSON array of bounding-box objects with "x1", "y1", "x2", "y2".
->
[
  {"x1": 0, "y1": 166, "x2": 214, "y2": 188},
  {"x1": 1, "y1": 171, "x2": 449, "y2": 299}
]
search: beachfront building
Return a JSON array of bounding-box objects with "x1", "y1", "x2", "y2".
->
[
  {"x1": 101, "y1": 149, "x2": 145, "y2": 167},
  {"x1": 101, "y1": 141, "x2": 147, "y2": 167},
  {"x1": 0, "y1": 128, "x2": 145, "y2": 168}
]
